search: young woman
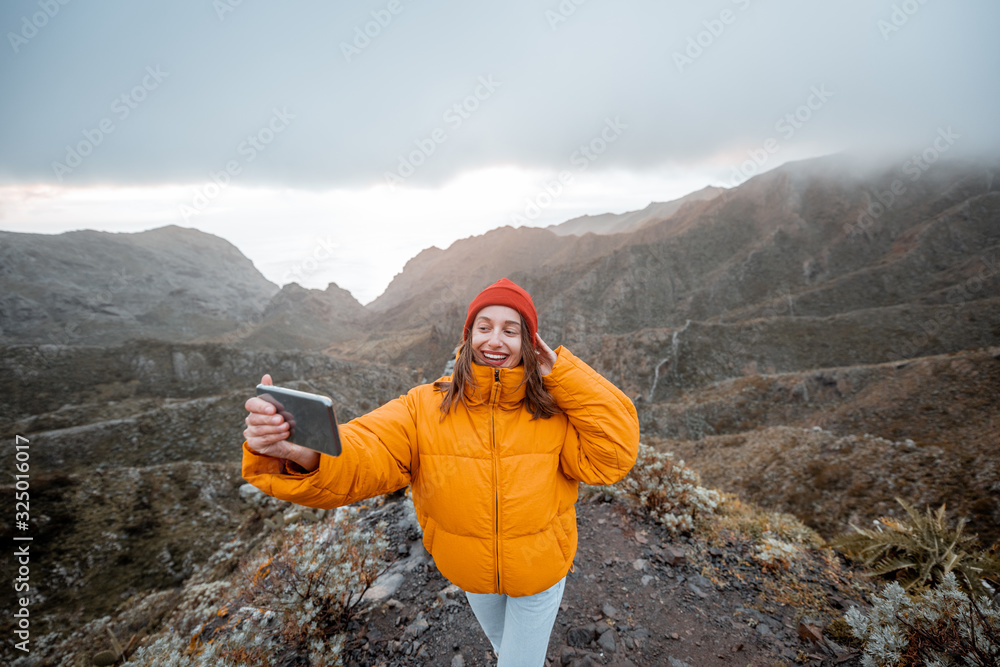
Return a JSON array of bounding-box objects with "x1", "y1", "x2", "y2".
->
[{"x1": 242, "y1": 278, "x2": 639, "y2": 666}]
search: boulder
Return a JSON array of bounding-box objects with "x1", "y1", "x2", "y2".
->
[
  {"x1": 404, "y1": 612, "x2": 430, "y2": 639},
  {"x1": 797, "y1": 622, "x2": 824, "y2": 644},
  {"x1": 239, "y1": 483, "x2": 265, "y2": 506},
  {"x1": 663, "y1": 546, "x2": 687, "y2": 566},
  {"x1": 567, "y1": 624, "x2": 598, "y2": 648},
  {"x1": 598, "y1": 628, "x2": 617, "y2": 653}
]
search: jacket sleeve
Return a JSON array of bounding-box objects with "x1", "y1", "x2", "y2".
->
[
  {"x1": 241, "y1": 388, "x2": 421, "y2": 509},
  {"x1": 546, "y1": 346, "x2": 640, "y2": 486}
]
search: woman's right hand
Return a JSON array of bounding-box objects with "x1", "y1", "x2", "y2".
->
[
  {"x1": 244, "y1": 373, "x2": 292, "y2": 458},
  {"x1": 244, "y1": 374, "x2": 321, "y2": 472}
]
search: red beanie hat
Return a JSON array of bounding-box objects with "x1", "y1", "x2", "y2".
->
[{"x1": 463, "y1": 278, "x2": 538, "y2": 340}]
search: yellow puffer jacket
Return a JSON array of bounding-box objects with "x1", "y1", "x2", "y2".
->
[{"x1": 242, "y1": 346, "x2": 639, "y2": 597}]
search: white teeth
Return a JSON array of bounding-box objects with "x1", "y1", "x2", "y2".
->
[{"x1": 483, "y1": 352, "x2": 507, "y2": 360}]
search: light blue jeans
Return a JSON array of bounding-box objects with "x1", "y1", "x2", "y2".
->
[{"x1": 465, "y1": 576, "x2": 566, "y2": 667}]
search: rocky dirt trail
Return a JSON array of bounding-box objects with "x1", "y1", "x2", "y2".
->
[{"x1": 342, "y1": 496, "x2": 867, "y2": 667}]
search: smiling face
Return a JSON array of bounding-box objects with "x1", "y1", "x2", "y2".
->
[{"x1": 469, "y1": 305, "x2": 523, "y2": 369}]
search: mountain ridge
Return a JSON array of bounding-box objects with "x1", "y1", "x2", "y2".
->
[
  {"x1": 0, "y1": 224, "x2": 280, "y2": 346},
  {"x1": 544, "y1": 185, "x2": 725, "y2": 236}
]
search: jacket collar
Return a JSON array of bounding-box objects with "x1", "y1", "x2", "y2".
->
[{"x1": 463, "y1": 361, "x2": 527, "y2": 409}]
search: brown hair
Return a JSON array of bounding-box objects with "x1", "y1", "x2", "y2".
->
[{"x1": 433, "y1": 317, "x2": 560, "y2": 420}]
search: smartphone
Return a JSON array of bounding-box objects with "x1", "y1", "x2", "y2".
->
[{"x1": 255, "y1": 384, "x2": 342, "y2": 458}]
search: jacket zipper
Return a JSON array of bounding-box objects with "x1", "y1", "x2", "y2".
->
[{"x1": 491, "y1": 367, "x2": 502, "y2": 593}]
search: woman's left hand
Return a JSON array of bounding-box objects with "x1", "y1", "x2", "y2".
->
[{"x1": 534, "y1": 333, "x2": 558, "y2": 376}]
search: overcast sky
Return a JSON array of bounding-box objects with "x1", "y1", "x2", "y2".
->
[{"x1": 1, "y1": 0, "x2": 998, "y2": 303}]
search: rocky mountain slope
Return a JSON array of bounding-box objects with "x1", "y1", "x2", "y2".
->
[
  {"x1": 532, "y1": 155, "x2": 999, "y2": 339},
  {"x1": 0, "y1": 340, "x2": 417, "y2": 661},
  {"x1": 0, "y1": 226, "x2": 280, "y2": 346},
  {"x1": 334, "y1": 155, "x2": 999, "y2": 381},
  {"x1": 0, "y1": 225, "x2": 373, "y2": 352},
  {"x1": 1, "y1": 341, "x2": 418, "y2": 475},
  {"x1": 575, "y1": 296, "x2": 1000, "y2": 401},
  {"x1": 7, "y1": 458, "x2": 879, "y2": 667},
  {"x1": 234, "y1": 282, "x2": 369, "y2": 350},
  {"x1": 637, "y1": 345, "x2": 1000, "y2": 546}
]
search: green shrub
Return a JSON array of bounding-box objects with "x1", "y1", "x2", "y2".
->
[
  {"x1": 831, "y1": 498, "x2": 1000, "y2": 595},
  {"x1": 845, "y1": 572, "x2": 1000, "y2": 666}
]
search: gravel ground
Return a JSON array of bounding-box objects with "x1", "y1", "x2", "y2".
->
[{"x1": 341, "y1": 494, "x2": 868, "y2": 667}]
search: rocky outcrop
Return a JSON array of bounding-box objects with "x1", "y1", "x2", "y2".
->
[{"x1": 235, "y1": 282, "x2": 370, "y2": 350}]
